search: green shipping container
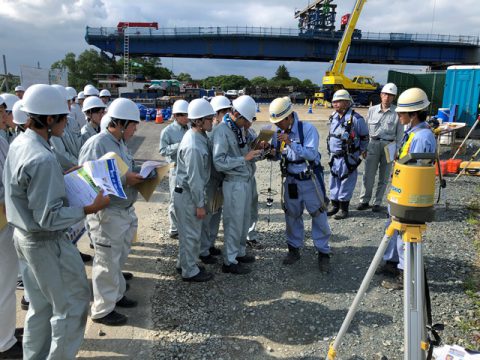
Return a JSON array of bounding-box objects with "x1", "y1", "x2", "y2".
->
[{"x1": 387, "y1": 70, "x2": 446, "y2": 115}]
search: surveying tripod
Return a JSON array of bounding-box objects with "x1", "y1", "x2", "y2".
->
[{"x1": 326, "y1": 218, "x2": 443, "y2": 359}]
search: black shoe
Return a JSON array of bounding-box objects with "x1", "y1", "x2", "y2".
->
[
  {"x1": 318, "y1": 252, "x2": 331, "y2": 273},
  {"x1": 176, "y1": 265, "x2": 205, "y2": 274},
  {"x1": 16, "y1": 280, "x2": 24, "y2": 290},
  {"x1": 333, "y1": 201, "x2": 349, "y2": 220},
  {"x1": 283, "y1": 245, "x2": 301, "y2": 265},
  {"x1": 182, "y1": 268, "x2": 214, "y2": 282},
  {"x1": 92, "y1": 311, "x2": 127, "y2": 326},
  {"x1": 209, "y1": 246, "x2": 222, "y2": 256},
  {"x1": 0, "y1": 341, "x2": 23, "y2": 359},
  {"x1": 14, "y1": 328, "x2": 24, "y2": 337},
  {"x1": 327, "y1": 200, "x2": 340, "y2": 216},
  {"x1": 222, "y1": 263, "x2": 251, "y2": 275},
  {"x1": 116, "y1": 296, "x2": 138, "y2": 308},
  {"x1": 381, "y1": 271, "x2": 403, "y2": 290},
  {"x1": 199, "y1": 254, "x2": 217, "y2": 264},
  {"x1": 20, "y1": 296, "x2": 29, "y2": 310},
  {"x1": 372, "y1": 205, "x2": 381, "y2": 213},
  {"x1": 79, "y1": 251, "x2": 92, "y2": 263},
  {"x1": 246, "y1": 239, "x2": 264, "y2": 249},
  {"x1": 125, "y1": 283, "x2": 130, "y2": 292},
  {"x1": 169, "y1": 231, "x2": 179, "y2": 239},
  {"x1": 376, "y1": 261, "x2": 400, "y2": 277},
  {"x1": 356, "y1": 202, "x2": 369, "y2": 211},
  {"x1": 122, "y1": 272, "x2": 133, "y2": 281},
  {"x1": 236, "y1": 254, "x2": 256, "y2": 263}
]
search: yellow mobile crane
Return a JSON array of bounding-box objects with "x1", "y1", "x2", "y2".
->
[{"x1": 322, "y1": 0, "x2": 381, "y2": 106}]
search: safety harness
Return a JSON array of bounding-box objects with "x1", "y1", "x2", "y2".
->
[
  {"x1": 278, "y1": 120, "x2": 328, "y2": 204},
  {"x1": 327, "y1": 108, "x2": 368, "y2": 180}
]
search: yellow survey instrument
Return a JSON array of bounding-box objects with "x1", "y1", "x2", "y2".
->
[{"x1": 387, "y1": 153, "x2": 436, "y2": 223}]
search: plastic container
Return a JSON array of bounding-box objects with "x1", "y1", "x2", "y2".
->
[
  {"x1": 437, "y1": 108, "x2": 450, "y2": 122},
  {"x1": 435, "y1": 160, "x2": 448, "y2": 176},
  {"x1": 446, "y1": 159, "x2": 463, "y2": 174}
]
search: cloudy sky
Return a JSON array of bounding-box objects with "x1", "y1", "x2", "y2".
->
[{"x1": 1, "y1": 0, "x2": 478, "y2": 85}]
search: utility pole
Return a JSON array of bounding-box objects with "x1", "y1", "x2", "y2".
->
[{"x1": 2, "y1": 54, "x2": 9, "y2": 92}]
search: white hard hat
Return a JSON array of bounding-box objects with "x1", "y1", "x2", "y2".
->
[
  {"x1": 100, "y1": 114, "x2": 111, "y2": 132},
  {"x1": 82, "y1": 96, "x2": 107, "y2": 113},
  {"x1": 65, "y1": 86, "x2": 77, "y2": 100},
  {"x1": 332, "y1": 89, "x2": 352, "y2": 102},
  {"x1": 84, "y1": 84, "x2": 100, "y2": 96},
  {"x1": 210, "y1": 95, "x2": 231, "y2": 112},
  {"x1": 188, "y1": 98, "x2": 215, "y2": 120},
  {"x1": 15, "y1": 85, "x2": 25, "y2": 92},
  {"x1": 381, "y1": 83, "x2": 398, "y2": 96},
  {"x1": 51, "y1": 84, "x2": 69, "y2": 101},
  {"x1": 21, "y1": 84, "x2": 69, "y2": 115},
  {"x1": 108, "y1": 98, "x2": 140, "y2": 122},
  {"x1": 12, "y1": 100, "x2": 28, "y2": 125},
  {"x1": 172, "y1": 99, "x2": 189, "y2": 114},
  {"x1": 77, "y1": 91, "x2": 85, "y2": 100},
  {"x1": 395, "y1": 88, "x2": 430, "y2": 113},
  {"x1": 99, "y1": 89, "x2": 111, "y2": 97},
  {"x1": 269, "y1": 97, "x2": 293, "y2": 124},
  {"x1": 1, "y1": 93, "x2": 20, "y2": 111},
  {"x1": 232, "y1": 95, "x2": 256, "y2": 122}
]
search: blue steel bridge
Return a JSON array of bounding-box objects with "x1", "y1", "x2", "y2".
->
[{"x1": 85, "y1": 26, "x2": 480, "y2": 67}]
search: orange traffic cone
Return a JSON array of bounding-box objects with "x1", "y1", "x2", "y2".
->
[{"x1": 155, "y1": 109, "x2": 163, "y2": 124}]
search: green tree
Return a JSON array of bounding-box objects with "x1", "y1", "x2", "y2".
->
[
  {"x1": 274, "y1": 65, "x2": 291, "y2": 80},
  {"x1": 202, "y1": 75, "x2": 250, "y2": 91},
  {"x1": 250, "y1": 76, "x2": 268, "y2": 87},
  {"x1": 176, "y1": 72, "x2": 193, "y2": 82}
]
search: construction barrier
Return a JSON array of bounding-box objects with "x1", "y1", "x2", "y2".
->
[{"x1": 155, "y1": 109, "x2": 163, "y2": 124}]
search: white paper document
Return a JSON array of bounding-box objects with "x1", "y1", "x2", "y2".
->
[
  {"x1": 64, "y1": 158, "x2": 126, "y2": 208},
  {"x1": 139, "y1": 160, "x2": 168, "y2": 178}
]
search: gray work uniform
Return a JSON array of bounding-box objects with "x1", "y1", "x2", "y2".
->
[
  {"x1": 0, "y1": 136, "x2": 16, "y2": 354},
  {"x1": 51, "y1": 115, "x2": 82, "y2": 171},
  {"x1": 200, "y1": 124, "x2": 224, "y2": 257},
  {"x1": 80, "y1": 121, "x2": 100, "y2": 145},
  {"x1": 69, "y1": 103, "x2": 86, "y2": 135},
  {"x1": 159, "y1": 121, "x2": 188, "y2": 234},
  {"x1": 359, "y1": 104, "x2": 403, "y2": 206},
  {"x1": 212, "y1": 122, "x2": 253, "y2": 265},
  {"x1": 3, "y1": 129, "x2": 89, "y2": 360},
  {"x1": 78, "y1": 130, "x2": 139, "y2": 319},
  {"x1": 174, "y1": 129, "x2": 211, "y2": 278},
  {"x1": 246, "y1": 127, "x2": 259, "y2": 241}
]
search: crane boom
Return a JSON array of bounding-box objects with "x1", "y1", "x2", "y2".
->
[{"x1": 326, "y1": 0, "x2": 367, "y2": 76}]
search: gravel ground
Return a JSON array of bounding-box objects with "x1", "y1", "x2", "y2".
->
[{"x1": 146, "y1": 118, "x2": 480, "y2": 360}]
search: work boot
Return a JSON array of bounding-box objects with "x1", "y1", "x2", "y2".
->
[
  {"x1": 116, "y1": 296, "x2": 138, "y2": 308},
  {"x1": 79, "y1": 251, "x2": 92, "y2": 263},
  {"x1": 381, "y1": 270, "x2": 404, "y2": 290},
  {"x1": 199, "y1": 254, "x2": 218, "y2": 264},
  {"x1": 0, "y1": 341, "x2": 22, "y2": 359},
  {"x1": 209, "y1": 246, "x2": 222, "y2": 256},
  {"x1": 356, "y1": 202, "x2": 369, "y2": 211},
  {"x1": 183, "y1": 268, "x2": 214, "y2": 282},
  {"x1": 334, "y1": 201, "x2": 349, "y2": 220},
  {"x1": 222, "y1": 262, "x2": 251, "y2": 275},
  {"x1": 122, "y1": 271, "x2": 134, "y2": 281},
  {"x1": 318, "y1": 252, "x2": 331, "y2": 273},
  {"x1": 169, "y1": 231, "x2": 179, "y2": 239},
  {"x1": 92, "y1": 311, "x2": 127, "y2": 326},
  {"x1": 327, "y1": 200, "x2": 340, "y2": 216},
  {"x1": 376, "y1": 261, "x2": 400, "y2": 277},
  {"x1": 236, "y1": 254, "x2": 256, "y2": 263},
  {"x1": 282, "y1": 245, "x2": 301, "y2": 265},
  {"x1": 20, "y1": 296, "x2": 29, "y2": 310},
  {"x1": 372, "y1": 205, "x2": 381, "y2": 213}
]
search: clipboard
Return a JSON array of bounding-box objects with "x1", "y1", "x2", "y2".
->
[
  {"x1": 252, "y1": 129, "x2": 275, "y2": 149},
  {"x1": 384, "y1": 141, "x2": 397, "y2": 163},
  {"x1": 134, "y1": 163, "x2": 172, "y2": 201},
  {"x1": 0, "y1": 204, "x2": 7, "y2": 231}
]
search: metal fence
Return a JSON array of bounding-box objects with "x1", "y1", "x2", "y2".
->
[{"x1": 86, "y1": 26, "x2": 479, "y2": 45}]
